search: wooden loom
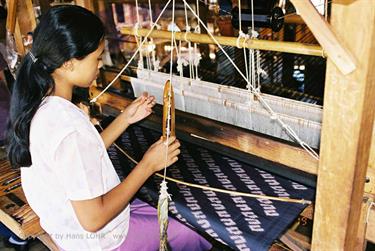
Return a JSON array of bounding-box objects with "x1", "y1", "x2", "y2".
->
[
  {"x1": 91, "y1": 0, "x2": 375, "y2": 250},
  {"x1": 0, "y1": 0, "x2": 373, "y2": 250}
]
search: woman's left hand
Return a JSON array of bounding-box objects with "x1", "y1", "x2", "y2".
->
[{"x1": 122, "y1": 92, "x2": 156, "y2": 125}]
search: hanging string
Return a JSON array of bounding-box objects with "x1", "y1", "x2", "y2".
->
[
  {"x1": 145, "y1": 39, "x2": 152, "y2": 71},
  {"x1": 256, "y1": 50, "x2": 261, "y2": 91},
  {"x1": 250, "y1": 0, "x2": 254, "y2": 91},
  {"x1": 193, "y1": 41, "x2": 200, "y2": 80},
  {"x1": 184, "y1": 2, "x2": 194, "y2": 81},
  {"x1": 243, "y1": 40, "x2": 249, "y2": 82},
  {"x1": 165, "y1": 0, "x2": 176, "y2": 179},
  {"x1": 249, "y1": 0, "x2": 260, "y2": 92},
  {"x1": 135, "y1": 0, "x2": 140, "y2": 25},
  {"x1": 194, "y1": 0, "x2": 201, "y2": 80},
  {"x1": 251, "y1": 0, "x2": 254, "y2": 33},
  {"x1": 237, "y1": 0, "x2": 252, "y2": 94},
  {"x1": 91, "y1": 0, "x2": 172, "y2": 103},
  {"x1": 324, "y1": 0, "x2": 328, "y2": 21},
  {"x1": 196, "y1": 0, "x2": 200, "y2": 27},
  {"x1": 177, "y1": 39, "x2": 184, "y2": 77},
  {"x1": 157, "y1": 2, "x2": 177, "y2": 248},
  {"x1": 102, "y1": 123, "x2": 311, "y2": 205},
  {"x1": 182, "y1": 0, "x2": 319, "y2": 160},
  {"x1": 143, "y1": 0, "x2": 150, "y2": 71},
  {"x1": 148, "y1": 0, "x2": 158, "y2": 71},
  {"x1": 92, "y1": 0, "x2": 320, "y2": 160},
  {"x1": 234, "y1": 0, "x2": 252, "y2": 103},
  {"x1": 135, "y1": 0, "x2": 144, "y2": 69},
  {"x1": 148, "y1": 0, "x2": 153, "y2": 25},
  {"x1": 238, "y1": 0, "x2": 242, "y2": 33}
]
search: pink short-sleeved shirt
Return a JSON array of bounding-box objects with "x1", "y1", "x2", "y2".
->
[{"x1": 21, "y1": 96, "x2": 129, "y2": 251}]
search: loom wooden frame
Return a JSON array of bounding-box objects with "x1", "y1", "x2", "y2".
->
[{"x1": 106, "y1": 1, "x2": 375, "y2": 249}]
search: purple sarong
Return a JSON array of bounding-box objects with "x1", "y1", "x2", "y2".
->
[
  {"x1": 58, "y1": 199, "x2": 211, "y2": 251},
  {"x1": 113, "y1": 199, "x2": 212, "y2": 251}
]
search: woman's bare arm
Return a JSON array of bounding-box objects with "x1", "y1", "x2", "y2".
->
[
  {"x1": 100, "y1": 93, "x2": 155, "y2": 148},
  {"x1": 70, "y1": 136, "x2": 180, "y2": 232}
]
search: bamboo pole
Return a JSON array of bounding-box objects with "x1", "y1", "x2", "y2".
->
[
  {"x1": 290, "y1": 0, "x2": 356, "y2": 75},
  {"x1": 120, "y1": 27, "x2": 324, "y2": 57},
  {"x1": 111, "y1": 138, "x2": 311, "y2": 205}
]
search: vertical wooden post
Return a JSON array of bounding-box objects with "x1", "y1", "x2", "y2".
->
[
  {"x1": 355, "y1": 201, "x2": 370, "y2": 250},
  {"x1": 290, "y1": 0, "x2": 356, "y2": 75},
  {"x1": 369, "y1": 122, "x2": 375, "y2": 170},
  {"x1": 311, "y1": 1, "x2": 375, "y2": 250},
  {"x1": 14, "y1": 20, "x2": 24, "y2": 55},
  {"x1": 17, "y1": 0, "x2": 36, "y2": 34},
  {"x1": 6, "y1": 0, "x2": 18, "y2": 33},
  {"x1": 75, "y1": 0, "x2": 95, "y2": 12},
  {"x1": 6, "y1": 0, "x2": 36, "y2": 56},
  {"x1": 37, "y1": 0, "x2": 51, "y2": 15}
]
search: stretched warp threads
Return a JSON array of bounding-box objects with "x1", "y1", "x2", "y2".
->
[{"x1": 158, "y1": 80, "x2": 175, "y2": 250}]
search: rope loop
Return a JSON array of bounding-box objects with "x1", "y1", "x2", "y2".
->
[
  {"x1": 194, "y1": 25, "x2": 201, "y2": 34},
  {"x1": 236, "y1": 30, "x2": 247, "y2": 49},
  {"x1": 242, "y1": 33, "x2": 250, "y2": 48},
  {"x1": 134, "y1": 22, "x2": 140, "y2": 37},
  {"x1": 184, "y1": 26, "x2": 191, "y2": 42},
  {"x1": 250, "y1": 29, "x2": 259, "y2": 39}
]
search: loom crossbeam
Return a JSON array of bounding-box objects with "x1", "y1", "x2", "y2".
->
[{"x1": 121, "y1": 27, "x2": 324, "y2": 57}]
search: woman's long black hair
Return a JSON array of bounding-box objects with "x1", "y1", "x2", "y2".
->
[{"x1": 6, "y1": 5, "x2": 104, "y2": 168}]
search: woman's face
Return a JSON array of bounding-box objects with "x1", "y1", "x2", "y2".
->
[{"x1": 70, "y1": 41, "x2": 104, "y2": 88}]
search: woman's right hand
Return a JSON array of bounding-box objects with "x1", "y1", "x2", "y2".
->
[{"x1": 141, "y1": 136, "x2": 181, "y2": 173}]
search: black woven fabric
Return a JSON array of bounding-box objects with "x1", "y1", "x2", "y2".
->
[{"x1": 108, "y1": 125, "x2": 315, "y2": 251}]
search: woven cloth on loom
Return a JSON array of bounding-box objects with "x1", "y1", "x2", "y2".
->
[{"x1": 108, "y1": 125, "x2": 315, "y2": 251}]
